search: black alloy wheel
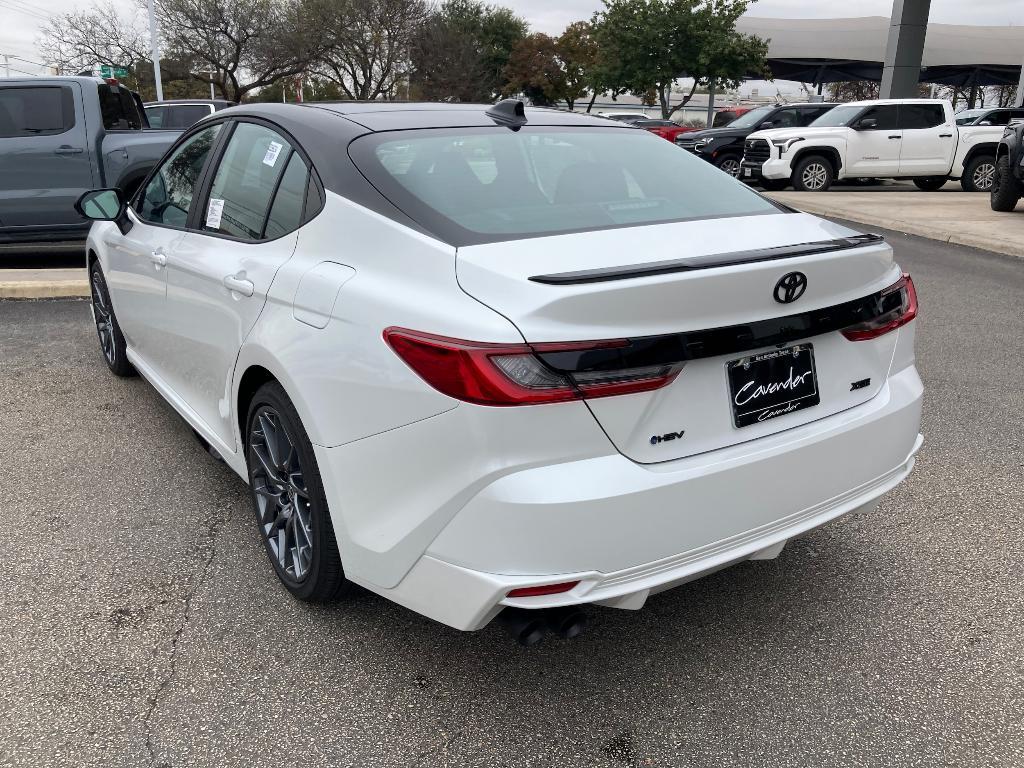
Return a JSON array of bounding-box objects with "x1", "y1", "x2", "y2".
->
[
  {"x1": 246, "y1": 382, "x2": 347, "y2": 602},
  {"x1": 89, "y1": 262, "x2": 135, "y2": 377}
]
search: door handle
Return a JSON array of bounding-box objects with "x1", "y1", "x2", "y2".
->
[
  {"x1": 939, "y1": 133, "x2": 953, "y2": 138},
  {"x1": 54, "y1": 146, "x2": 85, "y2": 155},
  {"x1": 223, "y1": 274, "x2": 254, "y2": 297},
  {"x1": 888, "y1": 135, "x2": 901, "y2": 140},
  {"x1": 149, "y1": 250, "x2": 167, "y2": 267}
]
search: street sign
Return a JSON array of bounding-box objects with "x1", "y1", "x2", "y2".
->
[{"x1": 99, "y1": 65, "x2": 130, "y2": 78}]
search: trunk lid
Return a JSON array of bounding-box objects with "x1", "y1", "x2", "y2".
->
[{"x1": 456, "y1": 212, "x2": 901, "y2": 463}]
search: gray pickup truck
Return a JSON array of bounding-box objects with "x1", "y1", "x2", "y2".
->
[{"x1": 0, "y1": 76, "x2": 181, "y2": 244}]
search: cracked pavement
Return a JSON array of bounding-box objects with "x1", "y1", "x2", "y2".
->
[{"x1": 1, "y1": 226, "x2": 1023, "y2": 767}]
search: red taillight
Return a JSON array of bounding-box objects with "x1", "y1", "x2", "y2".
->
[
  {"x1": 842, "y1": 273, "x2": 918, "y2": 341},
  {"x1": 507, "y1": 581, "x2": 579, "y2": 598},
  {"x1": 383, "y1": 328, "x2": 681, "y2": 406}
]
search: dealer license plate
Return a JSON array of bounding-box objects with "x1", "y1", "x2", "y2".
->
[{"x1": 727, "y1": 344, "x2": 819, "y2": 428}]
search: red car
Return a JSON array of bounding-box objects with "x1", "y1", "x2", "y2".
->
[{"x1": 629, "y1": 118, "x2": 696, "y2": 142}]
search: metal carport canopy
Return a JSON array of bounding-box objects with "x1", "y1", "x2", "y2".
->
[{"x1": 735, "y1": 15, "x2": 1024, "y2": 85}]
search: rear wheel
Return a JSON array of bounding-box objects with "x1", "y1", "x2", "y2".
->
[
  {"x1": 961, "y1": 155, "x2": 996, "y2": 193},
  {"x1": 714, "y1": 154, "x2": 741, "y2": 178},
  {"x1": 791, "y1": 155, "x2": 833, "y2": 192},
  {"x1": 246, "y1": 381, "x2": 349, "y2": 602},
  {"x1": 990, "y1": 154, "x2": 1022, "y2": 212},
  {"x1": 912, "y1": 177, "x2": 947, "y2": 191},
  {"x1": 89, "y1": 262, "x2": 135, "y2": 377}
]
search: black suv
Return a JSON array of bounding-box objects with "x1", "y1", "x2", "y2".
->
[
  {"x1": 677, "y1": 102, "x2": 838, "y2": 178},
  {"x1": 991, "y1": 118, "x2": 1024, "y2": 212}
]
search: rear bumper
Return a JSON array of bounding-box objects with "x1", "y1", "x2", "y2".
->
[{"x1": 350, "y1": 365, "x2": 923, "y2": 631}]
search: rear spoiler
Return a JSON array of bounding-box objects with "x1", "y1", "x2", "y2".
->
[{"x1": 529, "y1": 233, "x2": 885, "y2": 286}]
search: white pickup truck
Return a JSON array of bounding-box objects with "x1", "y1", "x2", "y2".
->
[{"x1": 740, "y1": 99, "x2": 1004, "y2": 193}]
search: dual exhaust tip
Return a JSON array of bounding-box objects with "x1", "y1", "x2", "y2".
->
[{"x1": 497, "y1": 606, "x2": 588, "y2": 646}]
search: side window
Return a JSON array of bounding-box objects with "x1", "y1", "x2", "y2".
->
[
  {"x1": 770, "y1": 108, "x2": 801, "y2": 128},
  {"x1": 900, "y1": 104, "x2": 945, "y2": 130},
  {"x1": 859, "y1": 105, "x2": 899, "y2": 130},
  {"x1": 264, "y1": 153, "x2": 311, "y2": 239},
  {"x1": 98, "y1": 84, "x2": 144, "y2": 130},
  {"x1": 987, "y1": 111, "x2": 1012, "y2": 126},
  {"x1": 138, "y1": 123, "x2": 222, "y2": 228},
  {"x1": 146, "y1": 106, "x2": 165, "y2": 128},
  {"x1": 168, "y1": 105, "x2": 213, "y2": 128},
  {"x1": 202, "y1": 122, "x2": 295, "y2": 240},
  {"x1": 800, "y1": 107, "x2": 832, "y2": 126},
  {"x1": 0, "y1": 86, "x2": 75, "y2": 138}
]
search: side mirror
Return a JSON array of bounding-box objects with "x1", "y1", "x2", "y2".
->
[
  {"x1": 855, "y1": 117, "x2": 878, "y2": 130},
  {"x1": 75, "y1": 189, "x2": 124, "y2": 221},
  {"x1": 979, "y1": 120, "x2": 993, "y2": 126},
  {"x1": 759, "y1": 121, "x2": 774, "y2": 129}
]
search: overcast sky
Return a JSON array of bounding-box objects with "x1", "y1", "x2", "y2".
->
[{"x1": 2, "y1": 0, "x2": 1020, "y2": 76}]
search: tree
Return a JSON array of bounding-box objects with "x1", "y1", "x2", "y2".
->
[
  {"x1": 556, "y1": 21, "x2": 600, "y2": 111},
  {"x1": 409, "y1": 0, "x2": 528, "y2": 102},
  {"x1": 594, "y1": 0, "x2": 769, "y2": 118},
  {"x1": 312, "y1": 0, "x2": 429, "y2": 100},
  {"x1": 38, "y1": 1, "x2": 210, "y2": 100},
  {"x1": 503, "y1": 33, "x2": 563, "y2": 106},
  {"x1": 826, "y1": 81, "x2": 881, "y2": 102},
  {"x1": 38, "y1": 1, "x2": 148, "y2": 78},
  {"x1": 153, "y1": 0, "x2": 326, "y2": 102},
  {"x1": 503, "y1": 22, "x2": 599, "y2": 111}
]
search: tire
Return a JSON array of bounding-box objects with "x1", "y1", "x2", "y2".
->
[
  {"x1": 990, "y1": 154, "x2": 1022, "y2": 212},
  {"x1": 246, "y1": 381, "x2": 349, "y2": 603},
  {"x1": 714, "y1": 154, "x2": 742, "y2": 178},
  {"x1": 89, "y1": 261, "x2": 135, "y2": 377},
  {"x1": 791, "y1": 155, "x2": 834, "y2": 192},
  {"x1": 759, "y1": 178, "x2": 789, "y2": 192},
  {"x1": 912, "y1": 177, "x2": 947, "y2": 191},
  {"x1": 960, "y1": 155, "x2": 996, "y2": 193}
]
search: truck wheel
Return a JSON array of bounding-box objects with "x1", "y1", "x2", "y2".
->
[
  {"x1": 791, "y1": 155, "x2": 833, "y2": 192},
  {"x1": 990, "y1": 155, "x2": 1021, "y2": 212},
  {"x1": 714, "y1": 154, "x2": 741, "y2": 178},
  {"x1": 912, "y1": 177, "x2": 947, "y2": 191},
  {"x1": 961, "y1": 155, "x2": 996, "y2": 193},
  {"x1": 759, "y1": 179, "x2": 789, "y2": 192}
]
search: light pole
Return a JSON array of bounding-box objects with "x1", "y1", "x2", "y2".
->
[{"x1": 146, "y1": 0, "x2": 164, "y2": 101}]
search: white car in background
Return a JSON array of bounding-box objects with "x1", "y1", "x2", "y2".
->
[
  {"x1": 742, "y1": 98, "x2": 1005, "y2": 192},
  {"x1": 77, "y1": 100, "x2": 923, "y2": 644}
]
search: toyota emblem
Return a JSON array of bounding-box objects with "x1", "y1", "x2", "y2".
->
[{"x1": 774, "y1": 272, "x2": 808, "y2": 304}]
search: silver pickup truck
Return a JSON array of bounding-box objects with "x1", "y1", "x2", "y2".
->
[{"x1": 0, "y1": 76, "x2": 181, "y2": 244}]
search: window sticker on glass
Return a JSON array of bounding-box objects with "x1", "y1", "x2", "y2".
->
[
  {"x1": 263, "y1": 141, "x2": 284, "y2": 167},
  {"x1": 206, "y1": 197, "x2": 225, "y2": 229}
]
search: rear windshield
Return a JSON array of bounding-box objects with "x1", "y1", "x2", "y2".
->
[{"x1": 349, "y1": 126, "x2": 780, "y2": 245}]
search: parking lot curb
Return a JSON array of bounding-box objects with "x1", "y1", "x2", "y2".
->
[
  {"x1": 765, "y1": 194, "x2": 1024, "y2": 260},
  {"x1": 0, "y1": 279, "x2": 90, "y2": 299}
]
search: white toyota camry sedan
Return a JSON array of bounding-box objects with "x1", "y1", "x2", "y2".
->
[{"x1": 78, "y1": 100, "x2": 923, "y2": 643}]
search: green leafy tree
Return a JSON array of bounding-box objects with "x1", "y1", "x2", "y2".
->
[
  {"x1": 594, "y1": 0, "x2": 769, "y2": 118},
  {"x1": 410, "y1": 0, "x2": 528, "y2": 102}
]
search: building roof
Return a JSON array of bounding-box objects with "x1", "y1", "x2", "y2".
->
[{"x1": 736, "y1": 16, "x2": 1024, "y2": 86}]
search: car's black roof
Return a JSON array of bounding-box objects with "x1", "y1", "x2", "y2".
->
[
  {"x1": 181, "y1": 101, "x2": 641, "y2": 245},
  {"x1": 222, "y1": 101, "x2": 619, "y2": 131}
]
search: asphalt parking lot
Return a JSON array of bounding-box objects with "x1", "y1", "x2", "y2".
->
[{"x1": 2, "y1": 226, "x2": 1022, "y2": 767}]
